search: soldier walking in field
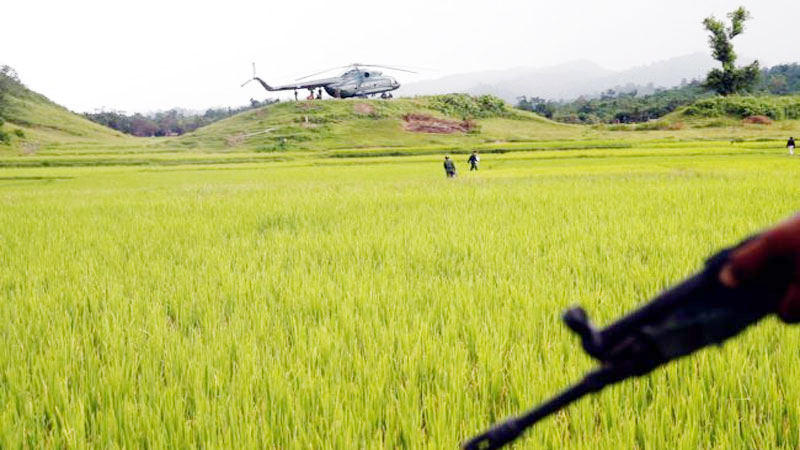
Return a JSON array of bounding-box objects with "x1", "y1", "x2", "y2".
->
[
  {"x1": 788, "y1": 137, "x2": 795, "y2": 156},
  {"x1": 443, "y1": 155, "x2": 457, "y2": 178},
  {"x1": 467, "y1": 151, "x2": 480, "y2": 171}
]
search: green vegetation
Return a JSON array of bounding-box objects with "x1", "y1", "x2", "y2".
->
[
  {"x1": 683, "y1": 95, "x2": 800, "y2": 120},
  {"x1": 4, "y1": 44, "x2": 800, "y2": 449},
  {"x1": 702, "y1": 7, "x2": 760, "y2": 95},
  {"x1": 2, "y1": 84, "x2": 799, "y2": 166},
  {"x1": 0, "y1": 65, "x2": 126, "y2": 152},
  {"x1": 0, "y1": 65, "x2": 20, "y2": 144},
  {"x1": 83, "y1": 99, "x2": 279, "y2": 137},
  {"x1": 761, "y1": 64, "x2": 800, "y2": 95},
  {"x1": 176, "y1": 95, "x2": 557, "y2": 153},
  {"x1": 2, "y1": 75, "x2": 800, "y2": 449},
  {"x1": 428, "y1": 93, "x2": 509, "y2": 119},
  {"x1": 517, "y1": 83, "x2": 711, "y2": 124},
  {"x1": 516, "y1": 64, "x2": 800, "y2": 125},
  {"x1": 3, "y1": 144, "x2": 800, "y2": 448}
]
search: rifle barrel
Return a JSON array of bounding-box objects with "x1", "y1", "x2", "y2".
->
[{"x1": 461, "y1": 368, "x2": 615, "y2": 450}]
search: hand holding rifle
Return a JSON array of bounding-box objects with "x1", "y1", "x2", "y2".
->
[{"x1": 462, "y1": 214, "x2": 800, "y2": 450}]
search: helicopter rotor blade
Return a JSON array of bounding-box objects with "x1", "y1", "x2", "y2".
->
[
  {"x1": 359, "y1": 64, "x2": 418, "y2": 74},
  {"x1": 295, "y1": 65, "x2": 352, "y2": 81},
  {"x1": 294, "y1": 62, "x2": 424, "y2": 82},
  {"x1": 349, "y1": 63, "x2": 426, "y2": 73}
]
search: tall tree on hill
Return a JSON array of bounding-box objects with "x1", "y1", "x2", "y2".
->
[{"x1": 702, "y1": 7, "x2": 760, "y2": 96}]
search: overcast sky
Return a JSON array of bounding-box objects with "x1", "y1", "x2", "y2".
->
[{"x1": 2, "y1": 0, "x2": 798, "y2": 113}]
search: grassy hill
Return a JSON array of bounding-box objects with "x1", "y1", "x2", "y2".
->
[
  {"x1": 0, "y1": 78, "x2": 127, "y2": 154},
  {"x1": 178, "y1": 94, "x2": 800, "y2": 155},
  {"x1": 176, "y1": 95, "x2": 572, "y2": 152},
  {"x1": 658, "y1": 95, "x2": 800, "y2": 126},
  {"x1": 2, "y1": 83, "x2": 799, "y2": 166}
]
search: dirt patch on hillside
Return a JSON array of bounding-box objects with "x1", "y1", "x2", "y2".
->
[
  {"x1": 225, "y1": 134, "x2": 245, "y2": 147},
  {"x1": 742, "y1": 115, "x2": 773, "y2": 125},
  {"x1": 353, "y1": 103, "x2": 375, "y2": 115},
  {"x1": 403, "y1": 114, "x2": 476, "y2": 134}
]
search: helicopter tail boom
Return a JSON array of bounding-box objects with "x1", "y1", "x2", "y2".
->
[
  {"x1": 252, "y1": 77, "x2": 277, "y2": 91},
  {"x1": 241, "y1": 76, "x2": 278, "y2": 91}
]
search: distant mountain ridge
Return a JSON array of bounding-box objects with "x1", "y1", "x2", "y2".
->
[{"x1": 397, "y1": 53, "x2": 726, "y2": 102}]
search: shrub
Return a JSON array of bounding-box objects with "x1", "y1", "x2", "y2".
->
[
  {"x1": 428, "y1": 94, "x2": 508, "y2": 119},
  {"x1": 684, "y1": 95, "x2": 800, "y2": 120},
  {"x1": 0, "y1": 118, "x2": 8, "y2": 144}
]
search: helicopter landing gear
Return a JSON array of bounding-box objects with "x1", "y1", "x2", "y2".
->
[{"x1": 380, "y1": 92, "x2": 393, "y2": 99}]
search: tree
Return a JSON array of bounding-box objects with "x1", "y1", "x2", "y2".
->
[
  {"x1": 702, "y1": 7, "x2": 760, "y2": 95},
  {"x1": 767, "y1": 74, "x2": 789, "y2": 95},
  {"x1": 0, "y1": 65, "x2": 23, "y2": 144},
  {"x1": 515, "y1": 96, "x2": 555, "y2": 119}
]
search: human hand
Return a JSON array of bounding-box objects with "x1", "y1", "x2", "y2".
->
[{"x1": 719, "y1": 214, "x2": 800, "y2": 323}]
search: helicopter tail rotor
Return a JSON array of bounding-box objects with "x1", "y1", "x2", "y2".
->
[
  {"x1": 241, "y1": 63, "x2": 277, "y2": 91},
  {"x1": 241, "y1": 62, "x2": 258, "y2": 87}
]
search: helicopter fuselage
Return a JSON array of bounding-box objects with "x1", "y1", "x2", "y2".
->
[{"x1": 323, "y1": 70, "x2": 400, "y2": 98}]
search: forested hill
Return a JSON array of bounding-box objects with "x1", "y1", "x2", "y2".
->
[
  {"x1": 82, "y1": 99, "x2": 279, "y2": 138},
  {"x1": 516, "y1": 63, "x2": 800, "y2": 124}
]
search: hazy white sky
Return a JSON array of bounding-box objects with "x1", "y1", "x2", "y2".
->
[{"x1": 2, "y1": 0, "x2": 798, "y2": 113}]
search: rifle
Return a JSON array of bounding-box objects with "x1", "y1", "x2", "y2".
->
[{"x1": 462, "y1": 235, "x2": 792, "y2": 450}]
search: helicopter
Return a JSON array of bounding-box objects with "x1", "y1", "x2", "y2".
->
[{"x1": 241, "y1": 63, "x2": 415, "y2": 99}]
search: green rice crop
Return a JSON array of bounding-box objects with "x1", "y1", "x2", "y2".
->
[{"x1": 2, "y1": 146, "x2": 800, "y2": 449}]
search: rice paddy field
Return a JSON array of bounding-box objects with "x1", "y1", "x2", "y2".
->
[{"x1": 2, "y1": 141, "x2": 800, "y2": 449}]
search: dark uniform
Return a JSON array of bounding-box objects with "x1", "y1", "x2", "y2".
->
[
  {"x1": 444, "y1": 157, "x2": 456, "y2": 178},
  {"x1": 468, "y1": 152, "x2": 479, "y2": 171}
]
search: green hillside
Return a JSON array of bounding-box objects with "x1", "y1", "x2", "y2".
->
[
  {"x1": 177, "y1": 95, "x2": 571, "y2": 152},
  {"x1": 178, "y1": 95, "x2": 800, "y2": 155},
  {"x1": 0, "y1": 78, "x2": 127, "y2": 153},
  {"x1": 2, "y1": 82, "x2": 799, "y2": 166},
  {"x1": 658, "y1": 95, "x2": 800, "y2": 126}
]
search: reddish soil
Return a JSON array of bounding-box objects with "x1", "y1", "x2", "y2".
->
[
  {"x1": 742, "y1": 115, "x2": 773, "y2": 125},
  {"x1": 402, "y1": 114, "x2": 476, "y2": 134}
]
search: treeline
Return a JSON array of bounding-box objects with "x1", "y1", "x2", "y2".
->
[
  {"x1": 517, "y1": 81, "x2": 709, "y2": 124},
  {"x1": 761, "y1": 63, "x2": 800, "y2": 94},
  {"x1": 0, "y1": 65, "x2": 26, "y2": 144},
  {"x1": 517, "y1": 63, "x2": 800, "y2": 124},
  {"x1": 83, "y1": 99, "x2": 278, "y2": 137}
]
